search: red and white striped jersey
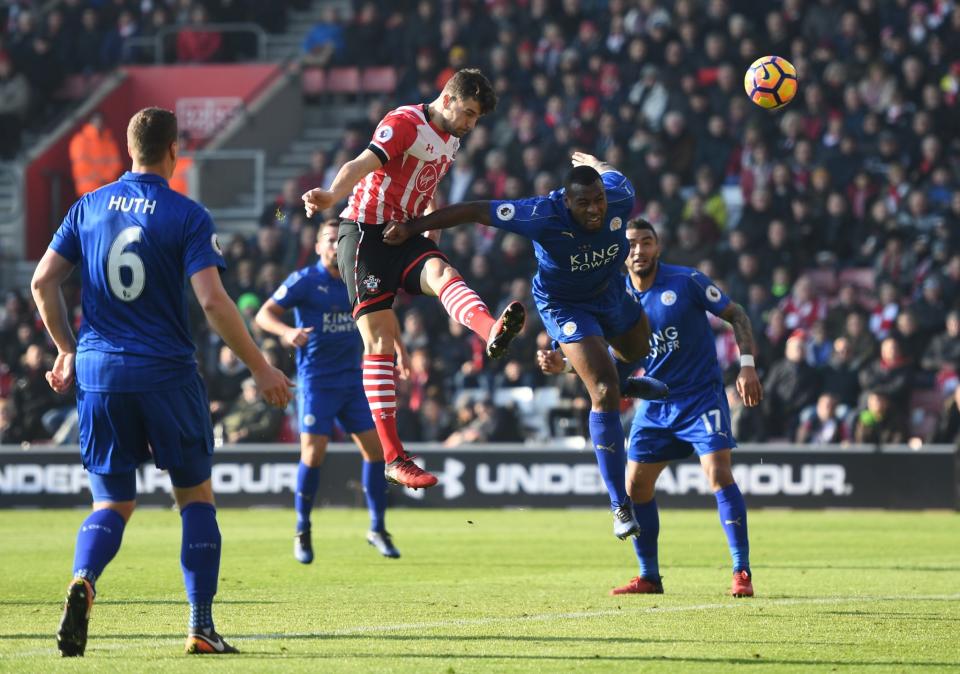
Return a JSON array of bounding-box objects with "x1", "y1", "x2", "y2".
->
[{"x1": 340, "y1": 104, "x2": 459, "y2": 224}]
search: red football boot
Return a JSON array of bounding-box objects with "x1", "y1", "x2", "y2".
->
[
  {"x1": 609, "y1": 576, "x2": 664, "y2": 595},
  {"x1": 385, "y1": 456, "x2": 438, "y2": 489},
  {"x1": 731, "y1": 570, "x2": 754, "y2": 597}
]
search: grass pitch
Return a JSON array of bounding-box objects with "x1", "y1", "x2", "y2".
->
[{"x1": 0, "y1": 507, "x2": 958, "y2": 672}]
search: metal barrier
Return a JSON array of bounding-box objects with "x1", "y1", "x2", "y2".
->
[
  {"x1": 191, "y1": 149, "x2": 265, "y2": 220},
  {"x1": 121, "y1": 23, "x2": 269, "y2": 64}
]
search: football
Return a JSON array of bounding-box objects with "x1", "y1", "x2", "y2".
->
[{"x1": 744, "y1": 55, "x2": 798, "y2": 110}]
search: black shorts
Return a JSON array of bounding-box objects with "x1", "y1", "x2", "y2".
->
[{"x1": 337, "y1": 219, "x2": 447, "y2": 318}]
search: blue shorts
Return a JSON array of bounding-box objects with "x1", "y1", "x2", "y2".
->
[
  {"x1": 77, "y1": 373, "x2": 213, "y2": 501},
  {"x1": 298, "y1": 382, "x2": 375, "y2": 436},
  {"x1": 627, "y1": 382, "x2": 737, "y2": 463},
  {"x1": 536, "y1": 281, "x2": 645, "y2": 344}
]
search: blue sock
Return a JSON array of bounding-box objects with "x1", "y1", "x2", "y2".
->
[
  {"x1": 295, "y1": 462, "x2": 321, "y2": 532},
  {"x1": 608, "y1": 345, "x2": 638, "y2": 390},
  {"x1": 363, "y1": 460, "x2": 388, "y2": 533},
  {"x1": 588, "y1": 410, "x2": 628, "y2": 508},
  {"x1": 180, "y1": 502, "x2": 221, "y2": 631},
  {"x1": 715, "y1": 483, "x2": 750, "y2": 574},
  {"x1": 72, "y1": 509, "x2": 126, "y2": 588},
  {"x1": 631, "y1": 499, "x2": 660, "y2": 579}
]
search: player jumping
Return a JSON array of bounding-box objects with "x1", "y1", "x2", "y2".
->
[
  {"x1": 538, "y1": 219, "x2": 763, "y2": 597},
  {"x1": 302, "y1": 69, "x2": 526, "y2": 490},
  {"x1": 255, "y1": 221, "x2": 401, "y2": 562},
  {"x1": 383, "y1": 153, "x2": 667, "y2": 539},
  {"x1": 31, "y1": 107, "x2": 293, "y2": 656}
]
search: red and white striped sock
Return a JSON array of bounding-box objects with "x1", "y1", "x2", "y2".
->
[
  {"x1": 362, "y1": 354, "x2": 405, "y2": 464},
  {"x1": 438, "y1": 276, "x2": 496, "y2": 340}
]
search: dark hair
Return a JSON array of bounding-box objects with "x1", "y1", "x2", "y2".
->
[
  {"x1": 127, "y1": 107, "x2": 178, "y2": 165},
  {"x1": 627, "y1": 217, "x2": 658, "y2": 238},
  {"x1": 563, "y1": 165, "x2": 601, "y2": 191},
  {"x1": 444, "y1": 68, "x2": 497, "y2": 114}
]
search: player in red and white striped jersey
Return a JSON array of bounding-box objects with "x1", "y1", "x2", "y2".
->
[{"x1": 302, "y1": 69, "x2": 526, "y2": 490}]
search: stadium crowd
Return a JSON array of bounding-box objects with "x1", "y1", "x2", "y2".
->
[
  {"x1": 3, "y1": 0, "x2": 960, "y2": 448},
  {"x1": 0, "y1": 0, "x2": 308, "y2": 157}
]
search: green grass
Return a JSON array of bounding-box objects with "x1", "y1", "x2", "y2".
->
[{"x1": 1, "y1": 508, "x2": 959, "y2": 672}]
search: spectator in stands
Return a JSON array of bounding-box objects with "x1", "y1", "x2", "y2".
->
[
  {"x1": 10, "y1": 344, "x2": 68, "y2": 441},
  {"x1": 821, "y1": 337, "x2": 861, "y2": 408},
  {"x1": 824, "y1": 284, "x2": 867, "y2": 340},
  {"x1": 73, "y1": 7, "x2": 105, "y2": 73},
  {"x1": 207, "y1": 345, "x2": 248, "y2": 422},
  {"x1": 854, "y1": 391, "x2": 907, "y2": 445},
  {"x1": 0, "y1": 55, "x2": 30, "y2": 159},
  {"x1": 220, "y1": 377, "x2": 283, "y2": 443},
  {"x1": 869, "y1": 281, "x2": 901, "y2": 340},
  {"x1": 0, "y1": 395, "x2": 24, "y2": 444},
  {"x1": 762, "y1": 331, "x2": 820, "y2": 439},
  {"x1": 859, "y1": 337, "x2": 913, "y2": 415},
  {"x1": 443, "y1": 398, "x2": 523, "y2": 446},
  {"x1": 780, "y1": 276, "x2": 828, "y2": 331},
  {"x1": 68, "y1": 111, "x2": 122, "y2": 197},
  {"x1": 297, "y1": 150, "x2": 328, "y2": 195},
  {"x1": 176, "y1": 4, "x2": 221, "y2": 63},
  {"x1": 921, "y1": 311, "x2": 960, "y2": 376},
  {"x1": 796, "y1": 393, "x2": 847, "y2": 445},
  {"x1": 932, "y1": 387, "x2": 960, "y2": 445},
  {"x1": 167, "y1": 131, "x2": 194, "y2": 196},
  {"x1": 912, "y1": 277, "x2": 948, "y2": 340},
  {"x1": 302, "y1": 5, "x2": 344, "y2": 66}
]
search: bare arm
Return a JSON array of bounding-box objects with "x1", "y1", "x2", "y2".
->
[
  {"x1": 383, "y1": 201, "x2": 492, "y2": 245},
  {"x1": 190, "y1": 267, "x2": 293, "y2": 407},
  {"x1": 302, "y1": 149, "x2": 382, "y2": 217},
  {"x1": 30, "y1": 249, "x2": 77, "y2": 393},
  {"x1": 254, "y1": 299, "x2": 313, "y2": 348},
  {"x1": 719, "y1": 302, "x2": 763, "y2": 407}
]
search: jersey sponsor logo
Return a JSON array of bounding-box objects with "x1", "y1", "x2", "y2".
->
[
  {"x1": 107, "y1": 195, "x2": 157, "y2": 215},
  {"x1": 414, "y1": 163, "x2": 439, "y2": 192},
  {"x1": 362, "y1": 274, "x2": 382, "y2": 294},
  {"x1": 660, "y1": 290, "x2": 677, "y2": 306},
  {"x1": 609, "y1": 216, "x2": 622, "y2": 231},
  {"x1": 569, "y1": 243, "x2": 620, "y2": 271},
  {"x1": 303, "y1": 413, "x2": 316, "y2": 427},
  {"x1": 649, "y1": 326, "x2": 680, "y2": 356},
  {"x1": 273, "y1": 285, "x2": 289, "y2": 301},
  {"x1": 375, "y1": 125, "x2": 394, "y2": 142},
  {"x1": 562, "y1": 321, "x2": 578, "y2": 337},
  {"x1": 706, "y1": 285, "x2": 722, "y2": 302},
  {"x1": 211, "y1": 233, "x2": 223, "y2": 256},
  {"x1": 322, "y1": 311, "x2": 356, "y2": 333},
  {"x1": 497, "y1": 203, "x2": 516, "y2": 221}
]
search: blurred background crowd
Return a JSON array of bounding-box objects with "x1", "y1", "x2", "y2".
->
[{"x1": 2, "y1": 0, "x2": 960, "y2": 448}]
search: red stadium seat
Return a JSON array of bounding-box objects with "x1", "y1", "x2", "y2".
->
[
  {"x1": 805, "y1": 268, "x2": 838, "y2": 295},
  {"x1": 325, "y1": 67, "x2": 361, "y2": 95},
  {"x1": 361, "y1": 67, "x2": 397, "y2": 94},
  {"x1": 302, "y1": 66, "x2": 326, "y2": 96}
]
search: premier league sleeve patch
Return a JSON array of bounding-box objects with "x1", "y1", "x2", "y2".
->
[
  {"x1": 706, "y1": 285, "x2": 723, "y2": 303},
  {"x1": 496, "y1": 203, "x2": 516, "y2": 221}
]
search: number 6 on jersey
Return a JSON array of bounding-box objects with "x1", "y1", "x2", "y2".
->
[{"x1": 108, "y1": 226, "x2": 145, "y2": 301}]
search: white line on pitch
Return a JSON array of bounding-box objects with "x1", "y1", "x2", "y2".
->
[{"x1": 8, "y1": 592, "x2": 957, "y2": 657}]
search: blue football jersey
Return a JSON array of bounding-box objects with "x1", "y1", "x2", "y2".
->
[
  {"x1": 626, "y1": 263, "x2": 730, "y2": 397},
  {"x1": 271, "y1": 263, "x2": 361, "y2": 388},
  {"x1": 489, "y1": 170, "x2": 635, "y2": 304},
  {"x1": 49, "y1": 172, "x2": 225, "y2": 392}
]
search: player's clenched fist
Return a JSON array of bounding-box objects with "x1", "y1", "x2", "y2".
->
[
  {"x1": 45, "y1": 351, "x2": 75, "y2": 393},
  {"x1": 382, "y1": 220, "x2": 413, "y2": 245},
  {"x1": 282, "y1": 326, "x2": 313, "y2": 348},
  {"x1": 302, "y1": 188, "x2": 335, "y2": 218},
  {"x1": 253, "y1": 364, "x2": 295, "y2": 408},
  {"x1": 536, "y1": 349, "x2": 566, "y2": 375}
]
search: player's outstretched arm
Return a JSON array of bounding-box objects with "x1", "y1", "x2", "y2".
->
[
  {"x1": 382, "y1": 201, "x2": 491, "y2": 245},
  {"x1": 255, "y1": 299, "x2": 313, "y2": 349},
  {"x1": 719, "y1": 302, "x2": 763, "y2": 407},
  {"x1": 31, "y1": 248, "x2": 77, "y2": 393},
  {"x1": 191, "y1": 267, "x2": 294, "y2": 408},
  {"x1": 302, "y1": 149, "x2": 382, "y2": 218}
]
